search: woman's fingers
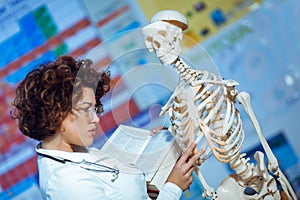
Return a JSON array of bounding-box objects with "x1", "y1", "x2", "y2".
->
[
  {"x1": 187, "y1": 148, "x2": 205, "y2": 166},
  {"x1": 151, "y1": 130, "x2": 206, "y2": 188},
  {"x1": 178, "y1": 142, "x2": 197, "y2": 164},
  {"x1": 180, "y1": 145, "x2": 206, "y2": 173},
  {"x1": 165, "y1": 142, "x2": 206, "y2": 191},
  {"x1": 150, "y1": 126, "x2": 167, "y2": 136}
]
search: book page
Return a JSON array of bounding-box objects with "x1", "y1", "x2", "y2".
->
[
  {"x1": 135, "y1": 128, "x2": 178, "y2": 172},
  {"x1": 100, "y1": 125, "x2": 152, "y2": 165},
  {"x1": 148, "y1": 141, "x2": 181, "y2": 189},
  {"x1": 100, "y1": 124, "x2": 181, "y2": 187}
]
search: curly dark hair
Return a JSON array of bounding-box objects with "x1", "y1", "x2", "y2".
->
[{"x1": 11, "y1": 55, "x2": 111, "y2": 141}]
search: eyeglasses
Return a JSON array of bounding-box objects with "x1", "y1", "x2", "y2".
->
[{"x1": 73, "y1": 105, "x2": 104, "y2": 121}]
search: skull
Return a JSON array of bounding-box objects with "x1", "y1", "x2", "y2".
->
[
  {"x1": 142, "y1": 21, "x2": 183, "y2": 65},
  {"x1": 142, "y1": 10, "x2": 188, "y2": 66}
]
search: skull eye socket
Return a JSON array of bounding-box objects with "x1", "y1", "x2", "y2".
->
[
  {"x1": 153, "y1": 40, "x2": 161, "y2": 48},
  {"x1": 158, "y1": 30, "x2": 167, "y2": 37},
  {"x1": 146, "y1": 37, "x2": 153, "y2": 42}
]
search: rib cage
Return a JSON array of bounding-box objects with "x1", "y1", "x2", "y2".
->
[{"x1": 164, "y1": 58, "x2": 251, "y2": 178}]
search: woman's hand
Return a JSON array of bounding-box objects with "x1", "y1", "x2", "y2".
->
[
  {"x1": 166, "y1": 142, "x2": 205, "y2": 191},
  {"x1": 150, "y1": 126, "x2": 167, "y2": 136}
]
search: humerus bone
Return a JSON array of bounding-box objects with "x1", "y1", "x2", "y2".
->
[{"x1": 142, "y1": 10, "x2": 297, "y2": 200}]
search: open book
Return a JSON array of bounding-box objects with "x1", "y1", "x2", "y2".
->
[{"x1": 100, "y1": 124, "x2": 182, "y2": 189}]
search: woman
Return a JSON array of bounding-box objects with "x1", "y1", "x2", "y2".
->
[{"x1": 12, "y1": 55, "x2": 203, "y2": 199}]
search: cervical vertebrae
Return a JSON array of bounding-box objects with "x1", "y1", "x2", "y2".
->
[{"x1": 142, "y1": 10, "x2": 297, "y2": 200}]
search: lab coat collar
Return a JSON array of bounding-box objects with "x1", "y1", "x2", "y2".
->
[
  {"x1": 36, "y1": 142, "x2": 97, "y2": 163},
  {"x1": 36, "y1": 143, "x2": 141, "y2": 174}
]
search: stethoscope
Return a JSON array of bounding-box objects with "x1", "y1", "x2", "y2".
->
[{"x1": 37, "y1": 152, "x2": 119, "y2": 182}]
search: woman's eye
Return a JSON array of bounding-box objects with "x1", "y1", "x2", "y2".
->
[{"x1": 84, "y1": 107, "x2": 92, "y2": 112}]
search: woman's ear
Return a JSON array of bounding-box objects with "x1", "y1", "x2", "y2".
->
[
  {"x1": 60, "y1": 126, "x2": 66, "y2": 133},
  {"x1": 59, "y1": 119, "x2": 66, "y2": 133},
  {"x1": 60, "y1": 112, "x2": 76, "y2": 132},
  {"x1": 68, "y1": 110, "x2": 78, "y2": 121}
]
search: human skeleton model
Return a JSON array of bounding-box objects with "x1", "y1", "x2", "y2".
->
[{"x1": 142, "y1": 10, "x2": 297, "y2": 200}]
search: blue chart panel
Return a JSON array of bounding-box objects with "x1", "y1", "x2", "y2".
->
[{"x1": 246, "y1": 132, "x2": 298, "y2": 171}]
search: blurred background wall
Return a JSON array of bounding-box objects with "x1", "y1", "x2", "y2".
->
[{"x1": 0, "y1": 0, "x2": 299, "y2": 199}]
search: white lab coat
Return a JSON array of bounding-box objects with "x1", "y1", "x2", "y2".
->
[{"x1": 36, "y1": 143, "x2": 182, "y2": 200}]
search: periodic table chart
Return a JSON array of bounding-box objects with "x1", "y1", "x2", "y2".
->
[{"x1": 0, "y1": 0, "x2": 148, "y2": 198}]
